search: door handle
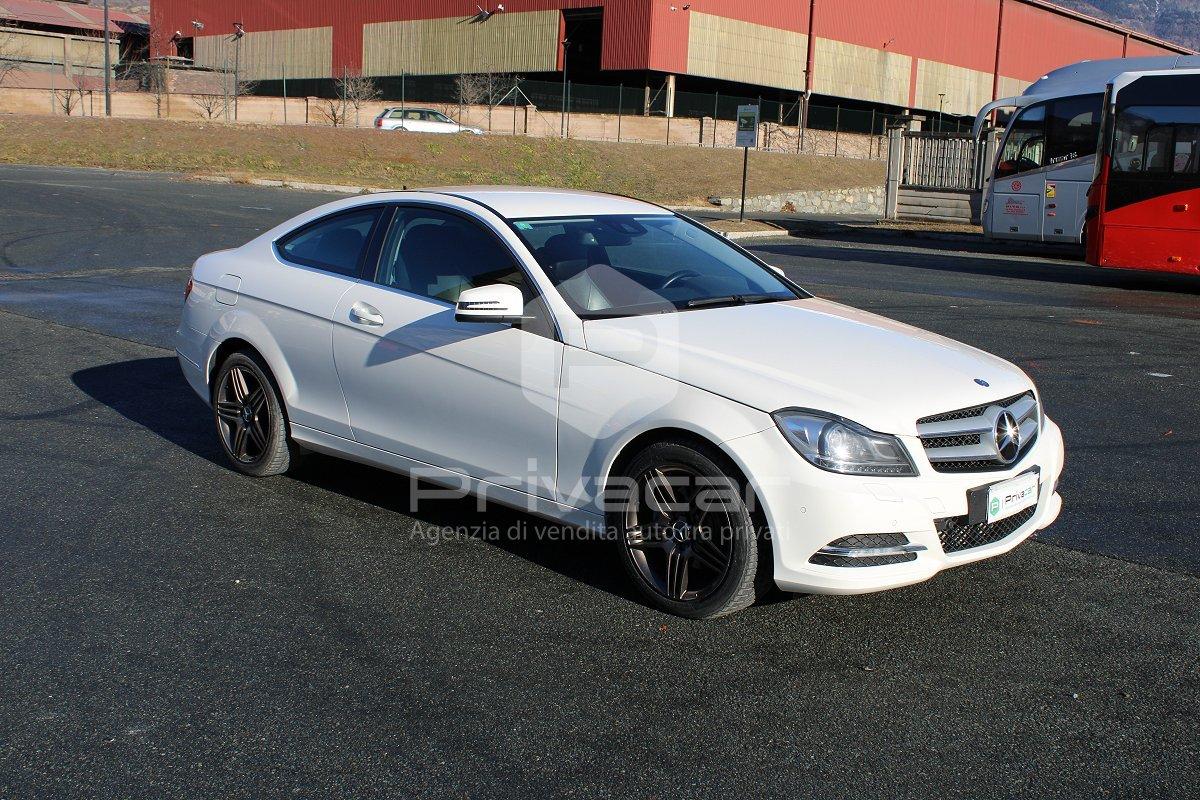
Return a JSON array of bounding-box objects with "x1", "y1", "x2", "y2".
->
[{"x1": 349, "y1": 301, "x2": 384, "y2": 327}]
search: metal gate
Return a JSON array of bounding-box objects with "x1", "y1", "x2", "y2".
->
[
  {"x1": 884, "y1": 128, "x2": 1000, "y2": 222},
  {"x1": 901, "y1": 131, "x2": 988, "y2": 191}
]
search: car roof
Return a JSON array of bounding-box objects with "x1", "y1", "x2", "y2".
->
[{"x1": 386, "y1": 186, "x2": 671, "y2": 219}]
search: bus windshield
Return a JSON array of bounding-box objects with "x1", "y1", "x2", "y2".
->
[{"x1": 995, "y1": 94, "x2": 1102, "y2": 179}]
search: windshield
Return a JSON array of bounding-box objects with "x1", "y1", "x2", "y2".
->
[{"x1": 511, "y1": 214, "x2": 804, "y2": 318}]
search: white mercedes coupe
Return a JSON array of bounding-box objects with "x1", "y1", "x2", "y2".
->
[{"x1": 177, "y1": 187, "x2": 1064, "y2": 618}]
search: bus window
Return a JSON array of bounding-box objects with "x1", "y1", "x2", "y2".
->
[
  {"x1": 1114, "y1": 106, "x2": 1200, "y2": 175},
  {"x1": 996, "y1": 104, "x2": 1045, "y2": 179},
  {"x1": 1045, "y1": 94, "x2": 1101, "y2": 166},
  {"x1": 1176, "y1": 127, "x2": 1198, "y2": 173}
]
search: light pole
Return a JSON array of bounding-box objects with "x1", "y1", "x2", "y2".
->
[
  {"x1": 102, "y1": 0, "x2": 111, "y2": 115},
  {"x1": 232, "y1": 22, "x2": 245, "y2": 121},
  {"x1": 937, "y1": 93, "x2": 946, "y2": 132},
  {"x1": 560, "y1": 37, "x2": 569, "y2": 138}
]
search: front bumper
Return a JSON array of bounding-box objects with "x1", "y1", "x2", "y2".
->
[{"x1": 721, "y1": 416, "x2": 1065, "y2": 595}]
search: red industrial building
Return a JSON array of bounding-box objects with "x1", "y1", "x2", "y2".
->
[{"x1": 148, "y1": 0, "x2": 1192, "y2": 120}]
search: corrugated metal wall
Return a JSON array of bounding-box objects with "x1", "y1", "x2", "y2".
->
[{"x1": 151, "y1": 0, "x2": 1190, "y2": 113}]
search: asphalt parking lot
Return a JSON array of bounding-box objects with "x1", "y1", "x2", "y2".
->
[{"x1": 1, "y1": 164, "x2": 1197, "y2": 798}]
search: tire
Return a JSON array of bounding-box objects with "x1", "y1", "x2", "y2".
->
[
  {"x1": 609, "y1": 440, "x2": 773, "y2": 619},
  {"x1": 211, "y1": 351, "x2": 293, "y2": 477}
]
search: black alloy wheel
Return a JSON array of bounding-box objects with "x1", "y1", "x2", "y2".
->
[
  {"x1": 613, "y1": 441, "x2": 771, "y2": 619},
  {"x1": 212, "y1": 351, "x2": 293, "y2": 477}
]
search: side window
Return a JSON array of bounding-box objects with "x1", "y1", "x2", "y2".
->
[
  {"x1": 1046, "y1": 94, "x2": 1101, "y2": 166},
  {"x1": 430, "y1": 112, "x2": 452, "y2": 124},
  {"x1": 996, "y1": 104, "x2": 1046, "y2": 179},
  {"x1": 404, "y1": 110, "x2": 423, "y2": 121},
  {"x1": 277, "y1": 208, "x2": 380, "y2": 277},
  {"x1": 374, "y1": 207, "x2": 528, "y2": 303},
  {"x1": 1176, "y1": 127, "x2": 1199, "y2": 174},
  {"x1": 386, "y1": 109, "x2": 405, "y2": 119},
  {"x1": 1115, "y1": 106, "x2": 1200, "y2": 175}
]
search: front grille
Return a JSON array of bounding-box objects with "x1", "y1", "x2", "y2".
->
[
  {"x1": 917, "y1": 392, "x2": 1029, "y2": 426},
  {"x1": 931, "y1": 458, "x2": 1022, "y2": 473},
  {"x1": 809, "y1": 533, "x2": 917, "y2": 568},
  {"x1": 922, "y1": 433, "x2": 982, "y2": 449},
  {"x1": 936, "y1": 506, "x2": 1037, "y2": 553},
  {"x1": 916, "y1": 391, "x2": 1040, "y2": 474}
]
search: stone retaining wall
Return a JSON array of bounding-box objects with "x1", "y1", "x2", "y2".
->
[{"x1": 712, "y1": 186, "x2": 884, "y2": 216}]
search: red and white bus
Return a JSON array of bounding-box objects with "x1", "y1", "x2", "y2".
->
[
  {"x1": 974, "y1": 56, "x2": 1198, "y2": 251},
  {"x1": 1084, "y1": 69, "x2": 1200, "y2": 274}
]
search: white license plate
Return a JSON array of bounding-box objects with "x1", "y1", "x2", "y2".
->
[{"x1": 986, "y1": 472, "x2": 1040, "y2": 523}]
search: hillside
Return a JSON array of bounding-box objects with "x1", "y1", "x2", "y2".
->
[{"x1": 1061, "y1": 0, "x2": 1200, "y2": 50}]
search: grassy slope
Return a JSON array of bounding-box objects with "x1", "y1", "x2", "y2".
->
[{"x1": 0, "y1": 115, "x2": 883, "y2": 206}]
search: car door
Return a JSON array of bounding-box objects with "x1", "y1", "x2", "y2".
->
[
  {"x1": 331, "y1": 204, "x2": 563, "y2": 499},
  {"x1": 407, "y1": 109, "x2": 436, "y2": 132},
  {"x1": 426, "y1": 111, "x2": 458, "y2": 133},
  {"x1": 263, "y1": 205, "x2": 385, "y2": 439}
]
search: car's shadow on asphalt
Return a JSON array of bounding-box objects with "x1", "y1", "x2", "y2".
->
[
  {"x1": 754, "y1": 237, "x2": 1200, "y2": 298},
  {"x1": 71, "y1": 355, "x2": 641, "y2": 608}
]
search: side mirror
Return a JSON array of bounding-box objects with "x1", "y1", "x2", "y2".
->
[{"x1": 455, "y1": 283, "x2": 529, "y2": 324}]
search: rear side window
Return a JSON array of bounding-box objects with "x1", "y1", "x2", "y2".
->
[{"x1": 277, "y1": 208, "x2": 380, "y2": 277}]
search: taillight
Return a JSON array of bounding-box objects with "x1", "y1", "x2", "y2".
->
[
  {"x1": 184, "y1": 278, "x2": 194, "y2": 301},
  {"x1": 374, "y1": 117, "x2": 383, "y2": 128}
]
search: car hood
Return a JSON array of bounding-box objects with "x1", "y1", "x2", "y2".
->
[{"x1": 581, "y1": 298, "x2": 1033, "y2": 435}]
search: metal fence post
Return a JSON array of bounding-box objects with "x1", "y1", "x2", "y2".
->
[
  {"x1": 884, "y1": 125, "x2": 904, "y2": 219},
  {"x1": 617, "y1": 84, "x2": 623, "y2": 142},
  {"x1": 834, "y1": 105, "x2": 841, "y2": 157},
  {"x1": 712, "y1": 91, "x2": 719, "y2": 148}
]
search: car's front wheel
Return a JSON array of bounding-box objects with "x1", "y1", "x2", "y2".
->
[
  {"x1": 610, "y1": 440, "x2": 772, "y2": 619},
  {"x1": 212, "y1": 351, "x2": 293, "y2": 477}
]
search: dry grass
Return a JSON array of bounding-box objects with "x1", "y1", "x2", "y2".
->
[{"x1": 0, "y1": 115, "x2": 884, "y2": 206}]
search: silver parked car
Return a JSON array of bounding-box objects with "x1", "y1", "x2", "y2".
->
[{"x1": 374, "y1": 107, "x2": 484, "y2": 135}]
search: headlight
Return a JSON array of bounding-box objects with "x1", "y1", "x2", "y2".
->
[{"x1": 772, "y1": 409, "x2": 917, "y2": 476}]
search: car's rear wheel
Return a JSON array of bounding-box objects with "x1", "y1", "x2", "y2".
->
[
  {"x1": 611, "y1": 441, "x2": 771, "y2": 619},
  {"x1": 212, "y1": 351, "x2": 292, "y2": 477}
]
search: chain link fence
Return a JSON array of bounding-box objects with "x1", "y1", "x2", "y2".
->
[{"x1": 245, "y1": 72, "x2": 972, "y2": 161}]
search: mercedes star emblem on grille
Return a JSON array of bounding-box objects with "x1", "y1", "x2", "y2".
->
[{"x1": 994, "y1": 411, "x2": 1021, "y2": 463}]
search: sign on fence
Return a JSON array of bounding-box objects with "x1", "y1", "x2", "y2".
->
[{"x1": 735, "y1": 104, "x2": 759, "y2": 149}]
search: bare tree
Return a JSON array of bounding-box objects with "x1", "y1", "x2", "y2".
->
[
  {"x1": 0, "y1": 26, "x2": 28, "y2": 86},
  {"x1": 455, "y1": 72, "x2": 520, "y2": 129},
  {"x1": 55, "y1": 75, "x2": 86, "y2": 116},
  {"x1": 216, "y1": 69, "x2": 256, "y2": 121},
  {"x1": 314, "y1": 97, "x2": 349, "y2": 127},
  {"x1": 333, "y1": 72, "x2": 380, "y2": 127},
  {"x1": 126, "y1": 60, "x2": 168, "y2": 117},
  {"x1": 191, "y1": 92, "x2": 225, "y2": 119},
  {"x1": 456, "y1": 72, "x2": 518, "y2": 107}
]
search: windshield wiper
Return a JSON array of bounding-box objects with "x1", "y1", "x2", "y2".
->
[{"x1": 684, "y1": 293, "x2": 785, "y2": 309}]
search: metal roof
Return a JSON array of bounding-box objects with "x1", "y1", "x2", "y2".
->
[{"x1": 0, "y1": 0, "x2": 147, "y2": 34}]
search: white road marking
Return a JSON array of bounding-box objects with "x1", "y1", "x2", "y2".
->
[{"x1": 1147, "y1": 372, "x2": 1173, "y2": 378}]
